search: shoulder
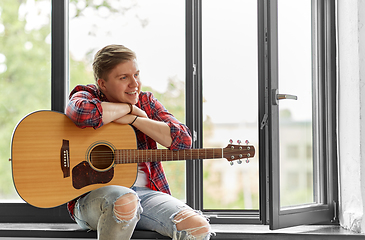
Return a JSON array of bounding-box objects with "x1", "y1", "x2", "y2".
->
[
  {"x1": 138, "y1": 91, "x2": 154, "y2": 101},
  {"x1": 138, "y1": 91, "x2": 157, "y2": 107},
  {"x1": 138, "y1": 91, "x2": 167, "y2": 116},
  {"x1": 69, "y1": 84, "x2": 100, "y2": 98}
]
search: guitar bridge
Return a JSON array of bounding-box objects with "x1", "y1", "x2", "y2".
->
[{"x1": 60, "y1": 139, "x2": 70, "y2": 178}]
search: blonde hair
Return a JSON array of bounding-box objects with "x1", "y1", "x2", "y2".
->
[{"x1": 92, "y1": 44, "x2": 136, "y2": 85}]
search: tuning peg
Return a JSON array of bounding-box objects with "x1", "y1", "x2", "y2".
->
[
  {"x1": 246, "y1": 159, "x2": 250, "y2": 163},
  {"x1": 237, "y1": 159, "x2": 242, "y2": 164},
  {"x1": 229, "y1": 139, "x2": 233, "y2": 144},
  {"x1": 230, "y1": 161, "x2": 234, "y2": 166},
  {"x1": 245, "y1": 140, "x2": 251, "y2": 150},
  {"x1": 237, "y1": 140, "x2": 241, "y2": 144}
]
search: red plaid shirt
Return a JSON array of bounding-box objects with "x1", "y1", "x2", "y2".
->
[{"x1": 65, "y1": 84, "x2": 192, "y2": 220}]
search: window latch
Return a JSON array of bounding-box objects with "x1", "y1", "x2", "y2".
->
[{"x1": 260, "y1": 113, "x2": 268, "y2": 130}]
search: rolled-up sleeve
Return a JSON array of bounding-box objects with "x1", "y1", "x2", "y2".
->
[
  {"x1": 166, "y1": 121, "x2": 192, "y2": 150},
  {"x1": 65, "y1": 90, "x2": 104, "y2": 129}
]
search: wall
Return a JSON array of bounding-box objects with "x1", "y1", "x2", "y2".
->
[{"x1": 337, "y1": 0, "x2": 365, "y2": 233}]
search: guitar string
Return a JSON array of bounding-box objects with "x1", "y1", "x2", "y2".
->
[{"x1": 89, "y1": 148, "x2": 251, "y2": 165}]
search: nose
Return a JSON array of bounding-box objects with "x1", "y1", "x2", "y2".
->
[{"x1": 129, "y1": 75, "x2": 139, "y2": 88}]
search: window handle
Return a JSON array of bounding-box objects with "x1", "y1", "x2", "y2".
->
[
  {"x1": 277, "y1": 94, "x2": 298, "y2": 101},
  {"x1": 272, "y1": 89, "x2": 298, "y2": 105}
]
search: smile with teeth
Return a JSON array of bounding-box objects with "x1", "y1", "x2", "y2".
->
[{"x1": 126, "y1": 91, "x2": 137, "y2": 95}]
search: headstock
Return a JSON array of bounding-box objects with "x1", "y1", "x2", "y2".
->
[{"x1": 223, "y1": 139, "x2": 255, "y2": 165}]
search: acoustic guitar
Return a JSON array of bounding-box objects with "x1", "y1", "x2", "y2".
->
[{"x1": 10, "y1": 111, "x2": 255, "y2": 208}]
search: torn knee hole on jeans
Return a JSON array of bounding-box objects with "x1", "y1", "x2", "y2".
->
[
  {"x1": 172, "y1": 209, "x2": 211, "y2": 238},
  {"x1": 113, "y1": 193, "x2": 139, "y2": 222}
]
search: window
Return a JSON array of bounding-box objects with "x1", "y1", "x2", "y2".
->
[
  {"x1": 260, "y1": 0, "x2": 338, "y2": 229},
  {"x1": 0, "y1": 0, "x2": 71, "y2": 223},
  {"x1": 201, "y1": 0, "x2": 259, "y2": 211},
  {"x1": 1, "y1": 0, "x2": 338, "y2": 230}
]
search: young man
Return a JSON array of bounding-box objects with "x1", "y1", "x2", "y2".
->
[{"x1": 65, "y1": 44, "x2": 212, "y2": 240}]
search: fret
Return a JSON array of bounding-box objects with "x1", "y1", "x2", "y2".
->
[
  {"x1": 142, "y1": 150, "x2": 147, "y2": 162},
  {"x1": 190, "y1": 149, "x2": 197, "y2": 159},
  {"x1": 184, "y1": 149, "x2": 191, "y2": 160},
  {"x1": 131, "y1": 149, "x2": 134, "y2": 163},
  {"x1": 146, "y1": 150, "x2": 149, "y2": 162},
  {"x1": 118, "y1": 149, "x2": 121, "y2": 164},
  {"x1": 141, "y1": 149, "x2": 144, "y2": 163},
  {"x1": 163, "y1": 149, "x2": 167, "y2": 161},
  {"x1": 115, "y1": 150, "x2": 120, "y2": 164},
  {"x1": 122, "y1": 149, "x2": 125, "y2": 164},
  {"x1": 172, "y1": 150, "x2": 178, "y2": 161},
  {"x1": 123, "y1": 149, "x2": 126, "y2": 164},
  {"x1": 125, "y1": 149, "x2": 128, "y2": 163},
  {"x1": 124, "y1": 149, "x2": 127, "y2": 163}
]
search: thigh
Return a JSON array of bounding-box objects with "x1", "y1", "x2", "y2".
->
[
  {"x1": 74, "y1": 185, "x2": 137, "y2": 230},
  {"x1": 134, "y1": 187, "x2": 192, "y2": 238}
]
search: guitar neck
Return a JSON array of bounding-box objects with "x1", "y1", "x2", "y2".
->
[{"x1": 115, "y1": 148, "x2": 223, "y2": 164}]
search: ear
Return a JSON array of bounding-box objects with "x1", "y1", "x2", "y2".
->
[{"x1": 97, "y1": 78, "x2": 107, "y2": 91}]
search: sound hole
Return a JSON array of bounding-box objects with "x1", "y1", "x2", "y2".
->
[{"x1": 90, "y1": 145, "x2": 114, "y2": 171}]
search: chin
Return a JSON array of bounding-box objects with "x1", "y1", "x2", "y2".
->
[{"x1": 129, "y1": 96, "x2": 139, "y2": 105}]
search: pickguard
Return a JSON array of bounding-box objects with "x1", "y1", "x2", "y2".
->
[{"x1": 72, "y1": 161, "x2": 114, "y2": 189}]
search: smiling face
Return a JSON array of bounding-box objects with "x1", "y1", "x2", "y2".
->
[{"x1": 97, "y1": 59, "x2": 141, "y2": 104}]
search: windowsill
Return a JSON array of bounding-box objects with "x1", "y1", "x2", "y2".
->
[{"x1": 0, "y1": 223, "x2": 363, "y2": 239}]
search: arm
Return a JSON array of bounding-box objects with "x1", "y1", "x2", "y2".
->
[
  {"x1": 65, "y1": 85, "x2": 146, "y2": 128},
  {"x1": 115, "y1": 116, "x2": 172, "y2": 148},
  {"x1": 114, "y1": 92, "x2": 192, "y2": 150},
  {"x1": 101, "y1": 102, "x2": 147, "y2": 124},
  {"x1": 65, "y1": 88, "x2": 104, "y2": 129}
]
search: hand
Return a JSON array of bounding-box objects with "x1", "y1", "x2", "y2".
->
[
  {"x1": 113, "y1": 114, "x2": 137, "y2": 125},
  {"x1": 130, "y1": 105, "x2": 148, "y2": 118},
  {"x1": 113, "y1": 106, "x2": 147, "y2": 125}
]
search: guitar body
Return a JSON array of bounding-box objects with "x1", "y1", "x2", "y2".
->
[{"x1": 11, "y1": 110, "x2": 137, "y2": 208}]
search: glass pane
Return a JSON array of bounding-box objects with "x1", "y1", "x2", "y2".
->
[
  {"x1": 0, "y1": 0, "x2": 51, "y2": 202},
  {"x1": 202, "y1": 0, "x2": 259, "y2": 210},
  {"x1": 69, "y1": 0, "x2": 186, "y2": 201},
  {"x1": 278, "y1": 0, "x2": 314, "y2": 207}
]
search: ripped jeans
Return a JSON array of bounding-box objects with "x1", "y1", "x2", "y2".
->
[{"x1": 73, "y1": 186, "x2": 212, "y2": 240}]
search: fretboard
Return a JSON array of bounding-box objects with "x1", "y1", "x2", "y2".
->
[{"x1": 114, "y1": 148, "x2": 223, "y2": 164}]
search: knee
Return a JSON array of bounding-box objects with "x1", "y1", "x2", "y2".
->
[
  {"x1": 113, "y1": 193, "x2": 139, "y2": 221},
  {"x1": 173, "y1": 209, "x2": 211, "y2": 238}
]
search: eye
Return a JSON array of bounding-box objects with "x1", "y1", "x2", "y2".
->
[
  {"x1": 134, "y1": 73, "x2": 139, "y2": 78},
  {"x1": 120, "y1": 76, "x2": 127, "y2": 80}
]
